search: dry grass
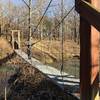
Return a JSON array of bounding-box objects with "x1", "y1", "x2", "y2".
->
[
  {"x1": 21, "y1": 39, "x2": 80, "y2": 77},
  {"x1": 0, "y1": 37, "x2": 13, "y2": 59},
  {"x1": 30, "y1": 39, "x2": 80, "y2": 78},
  {"x1": 31, "y1": 39, "x2": 80, "y2": 63}
]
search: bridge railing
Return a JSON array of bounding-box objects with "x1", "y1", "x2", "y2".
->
[
  {"x1": 75, "y1": 0, "x2": 100, "y2": 99},
  {"x1": 75, "y1": 0, "x2": 100, "y2": 31}
]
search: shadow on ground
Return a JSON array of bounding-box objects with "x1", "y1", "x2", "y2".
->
[
  {"x1": 2, "y1": 65, "x2": 79, "y2": 100},
  {"x1": 0, "y1": 51, "x2": 17, "y2": 65}
]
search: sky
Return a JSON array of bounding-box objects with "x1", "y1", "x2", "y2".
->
[
  {"x1": 0, "y1": 0, "x2": 74, "y2": 17},
  {"x1": 12, "y1": 0, "x2": 23, "y2": 5},
  {"x1": 1, "y1": 0, "x2": 74, "y2": 6},
  {"x1": 10, "y1": 0, "x2": 74, "y2": 15}
]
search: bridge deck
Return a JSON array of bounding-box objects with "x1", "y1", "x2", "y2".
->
[{"x1": 15, "y1": 50, "x2": 79, "y2": 92}]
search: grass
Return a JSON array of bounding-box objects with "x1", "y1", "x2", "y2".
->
[
  {"x1": 0, "y1": 66, "x2": 15, "y2": 72},
  {"x1": 47, "y1": 59, "x2": 80, "y2": 78}
]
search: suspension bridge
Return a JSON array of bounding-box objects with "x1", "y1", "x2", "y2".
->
[
  {"x1": 0, "y1": 0, "x2": 100, "y2": 100},
  {"x1": 10, "y1": 1, "x2": 80, "y2": 97}
]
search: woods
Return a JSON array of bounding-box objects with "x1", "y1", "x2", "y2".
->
[
  {"x1": 0, "y1": 0, "x2": 80, "y2": 43},
  {"x1": 0, "y1": 0, "x2": 99, "y2": 100}
]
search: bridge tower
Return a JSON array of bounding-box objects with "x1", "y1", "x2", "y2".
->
[{"x1": 11, "y1": 30, "x2": 21, "y2": 49}]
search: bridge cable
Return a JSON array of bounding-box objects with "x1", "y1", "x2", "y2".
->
[
  {"x1": 32, "y1": 0, "x2": 53, "y2": 36},
  {"x1": 31, "y1": 5, "x2": 75, "y2": 46},
  {"x1": 60, "y1": 0, "x2": 64, "y2": 88},
  {"x1": 17, "y1": 4, "x2": 58, "y2": 26},
  {"x1": 31, "y1": 6, "x2": 75, "y2": 89},
  {"x1": 22, "y1": 0, "x2": 30, "y2": 8}
]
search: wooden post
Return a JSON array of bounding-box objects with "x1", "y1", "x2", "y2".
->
[
  {"x1": 11, "y1": 30, "x2": 21, "y2": 49},
  {"x1": 18, "y1": 30, "x2": 21, "y2": 49},
  {"x1": 91, "y1": 1, "x2": 100, "y2": 99},
  {"x1": 5, "y1": 71, "x2": 7, "y2": 100},
  {"x1": 11, "y1": 30, "x2": 14, "y2": 50},
  {"x1": 79, "y1": 0, "x2": 100, "y2": 100},
  {"x1": 27, "y1": 0, "x2": 32, "y2": 59},
  {"x1": 5, "y1": 87, "x2": 7, "y2": 100}
]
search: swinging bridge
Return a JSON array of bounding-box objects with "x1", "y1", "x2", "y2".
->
[{"x1": 0, "y1": 0, "x2": 100, "y2": 99}]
